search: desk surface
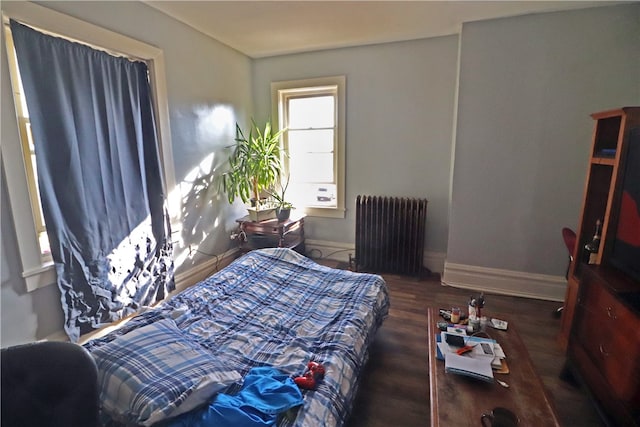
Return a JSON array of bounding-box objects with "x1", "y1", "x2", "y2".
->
[{"x1": 427, "y1": 308, "x2": 561, "y2": 427}]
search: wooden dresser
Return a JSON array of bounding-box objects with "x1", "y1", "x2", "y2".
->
[
  {"x1": 559, "y1": 107, "x2": 640, "y2": 350},
  {"x1": 560, "y1": 107, "x2": 640, "y2": 425},
  {"x1": 568, "y1": 266, "x2": 640, "y2": 426}
]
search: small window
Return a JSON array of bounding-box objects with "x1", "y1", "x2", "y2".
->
[
  {"x1": 4, "y1": 26, "x2": 51, "y2": 259},
  {"x1": 273, "y1": 76, "x2": 346, "y2": 218}
]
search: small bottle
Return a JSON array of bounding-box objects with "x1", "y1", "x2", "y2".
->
[
  {"x1": 451, "y1": 307, "x2": 461, "y2": 324},
  {"x1": 468, "y1": 296, "x2": 477, "y2": 320},
  {"x1": 480, "y1": 316, "x2": 489, "y2": 332},
  {"x1": 476, "y1": 293, "x2": 485, "y2": 319},
  {"x1": 584, "y1": 219, "x2": 602, "y2": 265}
]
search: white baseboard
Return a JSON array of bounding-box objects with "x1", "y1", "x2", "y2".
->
[
  {"x1": 173, "y1": 248, "x2": 239, "y2": 293},
  {"x1": 442, "y1": 261, "x2": 566, "y2": 302},
  {"x1": 305, "y1": 239, "x2": 446, "y2": 273}
]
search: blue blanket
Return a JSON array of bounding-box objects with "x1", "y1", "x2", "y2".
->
[{"x1": 164, "y1": 367, "x2": 303, "y2": 427}]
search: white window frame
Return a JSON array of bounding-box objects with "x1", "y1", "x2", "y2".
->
[
  {"x1": 4, "y1": 24, "x2": 50, "y2": 260},
  {"x1": 272, "y1": 76, "x2": 346, "y2": 219},
  {"x1": 1, "y1": 2, "x2": 176, "y2": 292}
]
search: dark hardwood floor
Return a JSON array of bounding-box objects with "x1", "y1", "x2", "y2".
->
[{"x1": 329, "y1": 266, "x2": 604, "y2": 427}]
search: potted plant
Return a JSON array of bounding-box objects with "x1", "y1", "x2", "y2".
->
[
  {"x1": 268, "y1": 174, "x2": 293, "y2": 221},
  {"x1": 220, "y1": 119, "x2": 286, "y2": 221}
]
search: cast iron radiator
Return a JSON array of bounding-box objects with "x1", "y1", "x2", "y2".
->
[{"x1": 354, "y1": 195, "x2": 428, "y2": 276}]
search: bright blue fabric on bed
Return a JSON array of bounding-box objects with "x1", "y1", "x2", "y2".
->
[{"x1": 165, "y1": 367, "x2": 303, "y2": 427}]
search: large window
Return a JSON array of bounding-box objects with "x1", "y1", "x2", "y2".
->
[
  {"x1": 1, "y1": 2, "x2": 175, "y2": 291},
  {"x1": 272, "y1": 76, "x2": 346, "y2": 218}
]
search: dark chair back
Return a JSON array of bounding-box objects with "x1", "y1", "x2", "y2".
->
[
  {"x1": 1, "y1": 341, "x2": 99, "y2": 427},
  {"x1": 562, "y1": 227, "x2": 577, "y2": 280}
]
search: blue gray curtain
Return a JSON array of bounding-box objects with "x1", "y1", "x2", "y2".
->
[{"x1": 10, "y1": 20, "x2": 175, "y2": 342}]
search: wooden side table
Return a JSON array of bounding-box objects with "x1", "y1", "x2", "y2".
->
[{"x1": 236, "y1": 213, "x2": 305, "y2": 254}]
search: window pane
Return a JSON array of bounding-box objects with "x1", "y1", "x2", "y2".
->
[
  {"x1": 288, "y1": 96, "x2": 334, "y2": 128},
  {"x1": 288, "y1": 129, "x2": 334, "y2": 154},
  {"x1": 289, "y1": 182, "x2": 337, "y2": 208},
  {"x1": 14, "y1": 60, "x2": 29, "y2": 116},
  {"x1": 26, "y1": 122, "x2": 35, "y2": 151},
  {"x1": 30, "y1": 154, "x2": 45, "y2": 227},
  {"x1": 290, "y1": 152, "x2": 334, "y2": 183},
  {"x1": 38, "y1": 231, "x2": 51, "y2": 255}
]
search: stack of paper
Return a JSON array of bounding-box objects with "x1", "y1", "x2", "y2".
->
[
  {"x1": 464, "y1": 336, "x2": 506, "y2": 369},
  {"x1": 437, "y1": 331, "x2": 508, "y2": 379},
  {"x1": 444, "y1": 352, "x2": 494, "y2": 382}
]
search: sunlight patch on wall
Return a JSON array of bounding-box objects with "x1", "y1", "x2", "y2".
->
[
  {"x1": 195, "y1": 104, "x2": 235, "y2": 144},
  {"x1": 174, "y1": 152, "x2": 219, "y2": 268},
  {"x1": 172, "y1": 103, "x2": 241, "y2": 271}
]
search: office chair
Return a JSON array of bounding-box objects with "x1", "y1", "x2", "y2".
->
[
  {"x1": 1, "y1": 341, "x2": 99, "y2": 427},
  {"x1": 554, "y1": 227, "x2": 577, "y2": 318},
  {"x1": 562, "y1": 227, "x2": 577, "y2": 279}
]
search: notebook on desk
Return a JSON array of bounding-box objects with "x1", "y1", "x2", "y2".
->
[
  {"x1": 435, "y1": 332, "x2": 508, "y2": 375},
  {"x1": 444, "y1": 352, "x2": 494, "y2": 382}
]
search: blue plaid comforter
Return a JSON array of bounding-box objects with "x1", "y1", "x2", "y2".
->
[{"x1": 85, "y1": 248, "x2": 390, "y2": 426}]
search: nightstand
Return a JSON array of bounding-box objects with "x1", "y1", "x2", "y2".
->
[{"x1": 236, "y1": 213, "x2": 305, "y2": 254}]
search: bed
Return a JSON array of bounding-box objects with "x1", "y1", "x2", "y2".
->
[{"x1": 83, "y1": 248, "x2": 390, "y2": 427}]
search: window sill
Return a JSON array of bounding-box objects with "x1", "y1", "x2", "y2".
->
[
  {"x1": 300, "y1": 206, "x2": 346, "y2": 219},
  {"x1": 23, "y1": 261, "x2": 56, "y2": 292}
]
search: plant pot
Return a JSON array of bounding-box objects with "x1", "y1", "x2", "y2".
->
[
  {"x1": 247, "y1": 207, "x2": 276, "y2": 222},
  {"x1": 276, "y1": 207, "x2": 291, "y2": 222}
]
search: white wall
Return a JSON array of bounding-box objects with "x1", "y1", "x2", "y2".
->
[
  {"x1": 253, "y1": 4, "x2": 639, "y2": 301},
  {"x1": 447, "y1": 4, "x2": 640, "y2": 279},
  {"x1": 252, "y1": 36, "x2": 459, "y2": 260},
  {"x1": 1, "y1": 1, "x2": 252, "y2": 346}
]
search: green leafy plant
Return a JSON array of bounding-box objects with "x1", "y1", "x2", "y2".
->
[
  {"x1": 221, "y1": 119, "x2": 286, "y2": 206},
  {"x1": 268, "y1": 173, "x2": 293, "y2": 210}
]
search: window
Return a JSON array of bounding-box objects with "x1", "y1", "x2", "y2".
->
[
  {"x1": 272, "y1": 76, "x2": 346, "y2": 218},
  {"x1": 4, "y1": 24, "x2": 50, "y2": 259},
  {"x1": 1, "y1": 2, "x2": 176, "y2": 291}
]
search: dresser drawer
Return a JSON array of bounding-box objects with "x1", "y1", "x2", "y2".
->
[
  {"x1": 570, "y1": 341, "x2": 640, "y2": 425},
  {"x1": 574, "y1": 277, "x2": 640, "y2": 402}
]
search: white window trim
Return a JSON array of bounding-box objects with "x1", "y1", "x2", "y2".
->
[
  {"x1": 271, "y1": 76, "x2": 346, "y2": 219},
  {"x1": 1, "y1": 2, "x2": 176, "y2": 292}
]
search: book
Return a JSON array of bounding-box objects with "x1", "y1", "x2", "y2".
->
[
  {"x1": 436, "y1": 332, "x2": 507, "y2": 370},
  {"x1": 444, "y1": 352, "x2": 494, "y2": 382},
  {"x1": 440, "y1": 332, "x2": 497, "y2": 358}
]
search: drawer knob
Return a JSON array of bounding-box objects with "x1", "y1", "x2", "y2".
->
[
  {"x1": 599, "y1": 344, "x2": 609, "y2": 357},
  {"x1": 606, "y1": 307, "x2": 617, "y2": 320}
]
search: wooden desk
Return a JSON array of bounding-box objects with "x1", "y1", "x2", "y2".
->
[
  {"x1": 427, "y1": 308, "x2": 560, "y2": 427},
  {"x1": 236, "y1": 213, "x2": 305, "y2": 254}
]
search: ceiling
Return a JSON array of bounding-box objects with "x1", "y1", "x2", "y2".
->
[{"x1": 145, "y1": 1, "x2": 617, "y2": 58}]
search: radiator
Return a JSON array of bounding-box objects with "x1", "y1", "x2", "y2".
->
[{"x1": 354, "y1": 195, "x2": 428, "y2": 276}]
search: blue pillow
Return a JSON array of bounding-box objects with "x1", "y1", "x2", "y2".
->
[{"x1": 91, "y1": 318, "x2": 241, "y2": 426}]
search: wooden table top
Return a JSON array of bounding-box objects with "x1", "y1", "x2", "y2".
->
[
  {"x1": 427, "y1": 308, "x2": 561, "y2": 427},
  {"x1": 236, "y1": 213, "x2": 305, "y2": 232}
]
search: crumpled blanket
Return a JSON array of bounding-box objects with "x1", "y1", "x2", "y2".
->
[{"x1": 163, "y1": 367, "x2": 304, "y2": 427}]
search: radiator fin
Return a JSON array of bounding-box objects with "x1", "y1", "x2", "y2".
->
[{"x1": 355, "y1": 195, "x2": 428, "y2": 276}]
